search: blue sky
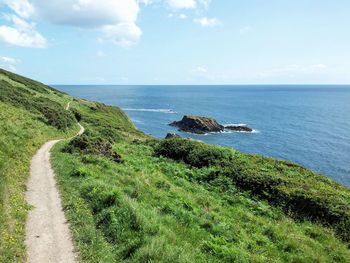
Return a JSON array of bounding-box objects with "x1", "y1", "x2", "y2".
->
[{"x1": 0, "y1": 0, "x2": 350, "y2": 84}]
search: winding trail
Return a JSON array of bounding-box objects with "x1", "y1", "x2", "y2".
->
[
  {"x1": 65, "y1": 101, "x2": 72, "y2": 111},
  {"x1": 25, "y1": 101, "x2": 84, "y2": 263}
]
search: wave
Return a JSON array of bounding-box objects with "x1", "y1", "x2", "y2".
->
[
  {"x1": 123, "y1": 108, "x2": 177, "y2": 114},
  {"x1": 197, "y1": 129, "x2": 260, "y2": 136},
  {"x1": 230, "y1": 129, "x2": 260, "y2": 134},
  {"x1": 223, "y1": 123, "x2": 247, "y2": 127}
]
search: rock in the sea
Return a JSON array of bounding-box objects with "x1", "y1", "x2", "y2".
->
[
  {"x1": 165, "y1": 133, "x2": 181, "y2": 139},
  {"x1": 225, "y1": 125, "x2": 253, "y2": 132},
  {"x1": 170, "y1": 115, "x2": 224, "y2": 134}
]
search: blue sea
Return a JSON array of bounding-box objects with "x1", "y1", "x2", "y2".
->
[{"x1": 56, "y1": 85, "x2": 350, "y2": 187}]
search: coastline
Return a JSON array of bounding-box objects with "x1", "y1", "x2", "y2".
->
[{"x1": 56, "y1": 85, "x2": 350, "y2": 187}]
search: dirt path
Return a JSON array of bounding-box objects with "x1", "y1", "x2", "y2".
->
[
  {"x1": 25, "y1": 103, "x2": 84, "y2": 263},
  {"x1": 65, "y1": 101, "x2": 71, "y2": 111}
]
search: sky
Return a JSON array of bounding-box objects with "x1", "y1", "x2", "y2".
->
[{"x1": 0, "y1": 0, "x2": 350, "y2": 85}]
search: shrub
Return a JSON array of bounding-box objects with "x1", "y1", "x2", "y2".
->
[
  {"x1": 36, "y1": 101, "x2": 75, "y2": 129},
  {"x1": 154, "y1": 138, "x2": 235, "y2": 168},
  {"x1": 154, "y1": 138, "x2": 350, "y2": 242},
  {"x1": 64, "y1": 130, "x2": 122, "y2": 163},
  {"x1": 220, "y1": 154, "x2": 350, "y2": 242},
  {"x1": 71, "y1": 108, "x2": 82, "y2": 122}
]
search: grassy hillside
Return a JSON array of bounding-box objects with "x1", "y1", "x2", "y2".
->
[
  {"x1": 1, "y1": 68, "x2": 350, "y2": 262},
  {"x1": 0, "y1": 68, "x2": 79, "y2": 262}
]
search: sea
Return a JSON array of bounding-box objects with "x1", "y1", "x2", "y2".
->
[{"x1": 56, "y1": 85, "x2": 350, "y2": 187}]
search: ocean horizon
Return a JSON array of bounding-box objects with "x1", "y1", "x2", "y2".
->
[{"x1": 56, "y1": 84, "x2": 350, "y2": 187}]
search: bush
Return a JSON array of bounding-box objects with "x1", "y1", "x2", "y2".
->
[
  {"x1": 64, "y1": 130, "x2": 122, "y2": 163},
  {"x1": 36, "y1": 100, "x2": 75, "y2": 129},
  {"x1": 220, "y1": 154, "x2": 350, "y2": 242},
  {"x1": 154, "y1": 138, "x2": 350, "y2": 242},
  {"x1": 155, "y1": 138, "x2": 235, "y2": 168},
  {"x1": 71, "y1": 108, "x2": 82, "y2": 122}
]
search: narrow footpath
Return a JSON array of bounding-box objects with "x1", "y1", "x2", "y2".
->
[{"x1": 25, "y1": 101, "x2": 84, "y2": 263}]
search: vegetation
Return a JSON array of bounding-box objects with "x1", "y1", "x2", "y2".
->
[
  {"x1": 0, "y1": 68, "x2": 78, "y2": 262},
  {"x1": 64, "y1": 130, "x2": 123, "y2": 163},
  {"x1": 155, "y1": 139, "x2": 350, "y2": 242},
  {"x1": 1, "y1": 68, "x2": 349, "y2": 262},
  {"x1": 53, "y1": 92, "x2": 350, "y2": 262},
  {"x1": 73, "y1": 99, "x2": 142, "y2": 142},
  {"x1": 0, "y1": 71, "x2": 76, "y2": 130},
  {"x1": 52, "y1": 140, "x2": 350, "y2": 263}
]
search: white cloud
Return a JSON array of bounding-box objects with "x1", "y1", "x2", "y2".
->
[
  {"x1": 139, "y1": 0, "x2": 154, "y2": 5},
  {"x1": 0, "y1": 1, "x2": 45, "y2": 48},
  {"x1": 0, "y1": 55, "x2": 20, "y2": 71},
  {"x1": 3, "y1": 0, "x2": 35, "y2": 19},
  {"x1": 198, "y1": 0, "x2": 211, "y2": 9},
  {"x1": 102, "y1": 22, "x2": 142, "y2": 47},
  {"x1": 1, "y1": 0, "x2": 218, "y2": 47},
  {"x1": 0, "y1": 56, "x2": 18, "y2": 64},
  {"x1": 194, "y1": 17, "x2": 221, "y2": 27},
  {"x1": 166, "y1": 0, "x2": 212, "y2": 10},
  {"x1": 167, "y1": 0, "x2": 196, "y2": 9},
  {"x1": 1, "y1": 0, "x2": 142, "y2": 47},
  {"x1": 0, "y1": 15, "x2": 47, "y2": 48},
  {"x1": 31, "y1": 0, "x2": 139, "y2": 27},
  {"x1": 34, "y1": 0, "x2": 142, "y2": 46}
]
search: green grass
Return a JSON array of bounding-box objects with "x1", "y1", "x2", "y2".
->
[
  {"x1": 155, "y1": 138, "x2": 350, "y2": 242},
  {"x1": 0, "y1": 68, "x2": 78, "y2": 262},
  {"x1": 52, "y1": 140, "x2": 350, "y2": 262},
  {"x1": 1, "y1": 68, "x2": 350, "y2": 262},
  {"x1": 52, "y1": 93, "x2": 350, "y2": 262},
  {"x1": 69, "y1": 98, "x2": 145, "y2": 142}
]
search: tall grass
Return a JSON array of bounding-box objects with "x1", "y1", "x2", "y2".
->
[
  {"x1": 155, "y1": 138, "x2": 350, "y2": 242},
  {"x1": 52, "y1": 140, "x2": 350, "y2": 262}
]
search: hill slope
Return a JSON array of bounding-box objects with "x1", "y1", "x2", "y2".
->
[
  {"x1": 0, "y1": 68, "x2": 79, "y2": 262},
  {"x1": 1, "y1": 68, "x2": 350, "y2": 262}
]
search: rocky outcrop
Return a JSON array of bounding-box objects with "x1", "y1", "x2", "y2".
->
[
  {"x1": 169, "y1": 115, "x2": 224, "y2": 134},
  {"x1": 170, "y1": 115, "x2": 254, "y2": 134},
  {"x1": 225, "y1": 125, "x2": 253, "y2": 132},
  {"x1": 165, "y1": 133, "x2": 181, "y2": 139}
]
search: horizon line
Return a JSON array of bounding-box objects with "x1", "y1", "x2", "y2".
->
[{"x1": 52, "y1": 83, "x2": 350, "y2": 86}]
